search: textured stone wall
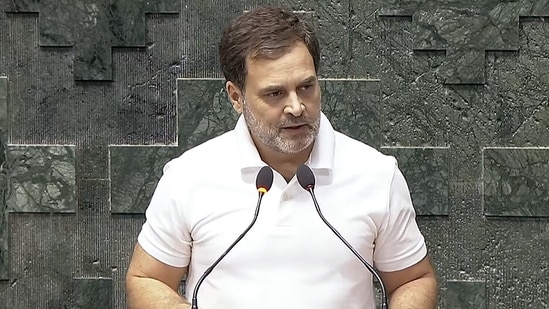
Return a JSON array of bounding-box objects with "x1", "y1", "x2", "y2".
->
[{"x1": 0, "y1": 1, "x2": 548, "y2": 308}]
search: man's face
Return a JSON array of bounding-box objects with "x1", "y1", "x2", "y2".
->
[{"x1": 232, "y1": 42, "x2": 321, "y2": 155}]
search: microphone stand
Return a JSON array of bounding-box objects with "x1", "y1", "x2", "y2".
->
[
  {"x1": 191, "y1": 166, "x2": 273, "y2": 309},
  {"x1": 305, "y1": 187, "x2": 389, "y2": 309},
  {"x1": 191, "y1": 191, "x2": 264, "y2": 309}
]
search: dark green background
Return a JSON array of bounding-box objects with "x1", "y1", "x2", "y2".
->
[{"x1": 0, "y1": 1, "x2": 548, "y2": 308}]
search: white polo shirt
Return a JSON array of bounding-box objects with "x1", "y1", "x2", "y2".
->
[{"x1": 138, "y1": 113, "x2": 427, "y2": 309}]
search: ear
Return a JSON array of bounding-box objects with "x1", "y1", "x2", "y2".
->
[{"x1": 226, "y1": 81, "x2": 243, "y2": 113}]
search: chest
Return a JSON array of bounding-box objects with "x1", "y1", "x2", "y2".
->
[{"x1": 185, "y1": 175, "x2": 387, "y2": 271}]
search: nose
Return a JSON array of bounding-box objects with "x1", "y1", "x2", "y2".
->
[{"x1": 284, "y1": 92, "x2": 304, "y2": 117}]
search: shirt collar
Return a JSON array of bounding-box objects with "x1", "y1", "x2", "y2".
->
[
  {"x1": 234, "y1": 115, "x2": 265, "y2": 170},
  {"x1": 305, "y1": 112, "x2": 334, "y2": 186},
  {"x1": 308, "y1": 112, "x2": 335, "y2": 170}
]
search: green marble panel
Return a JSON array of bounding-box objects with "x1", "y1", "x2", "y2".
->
[
  {"x1": 446, "y1": 280, "x2": 486, "y2": 309},
  {"x1": 484, "y1": 20, "x2": 549, "y2": 148},
  {"x1": 73, "y1": 277, "x2": 112, "y2": 309},
  {"x1": 381, "y1": 147, "x2": 449, "y2": 215},
  {"x1": 443, "y1": 84, "x2": 545, "y2": 182},
  {"x1": 109, "y1": 146, "x2": 179, "y2": 214},
  {"x1": 321, "y1": 79, "x2": 380, "y2": 148},
  {"x1": 5, "y1": 145, "x2": 76, "y2": 213},
  {"x1": 177, "y1": 79, "x2": 239, "y2": 151},
  {"x1": 282, "y1": 1, "x2": 360, "y2": 77},
  {"x1": 0, "y1": 77, "x2": 6, "y2": 280},
  {"x1": 11, "y1": 0, "x2": 180, "y2": 80},
  {"x1": 483, "y1": 148, "x2": 549, "y2": 217},
  {"x1": 412, "y1": 2, "x2": 519, "y2": 51},
  {"x1": 519, "y1": 2, "x2": 549, "y2": 16},
  {"x1": 379, "y1": 1, "x2": 521, "y2": 84},
  {"x1": 440, "y1": 49, "x2": 486, "y2": 85},
  {"x1": 378, "y1": 23, "x2": 451, "y2": 148}
]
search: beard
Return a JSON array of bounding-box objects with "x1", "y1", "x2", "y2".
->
[{"x1": 241, "y1": 99, "x2": 320, "y2": 154}]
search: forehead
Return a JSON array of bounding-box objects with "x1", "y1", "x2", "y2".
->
[{"x1": 244, "y1": 42, "x2": 316, "y2": 89}]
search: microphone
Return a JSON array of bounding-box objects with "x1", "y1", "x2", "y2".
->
[
  {"x1": 191, "y1": 166, "x2": 274, "y2": 309},
  {"x1": 296, "y1": 164, "x2": 389, "y2": 309}
]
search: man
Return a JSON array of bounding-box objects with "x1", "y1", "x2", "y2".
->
[{"x1": 126, "y1": 6, "x2": 438, "y2": 309}]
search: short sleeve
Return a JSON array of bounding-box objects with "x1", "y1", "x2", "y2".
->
[
  {"x1": 373, "y1": 164, "x2": 427, "y2": 272},
  {"x1": 137, "y1": 162, "x2": 192, "y2": 267}
]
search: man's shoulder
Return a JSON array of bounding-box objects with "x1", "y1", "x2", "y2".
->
[
  {"x1": 163, "y1": 130, "x2": 237, "y2": 175},
  {"x1": 333, "y1": 132, "x2": 395, "y2": 166}
]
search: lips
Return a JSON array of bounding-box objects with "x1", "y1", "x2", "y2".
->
[
  {"x1": 280, "y1": 124, "x2": 309, "y2": 136},
  {"x1": 282, "y1": 123, "x2": 307, "y2": 129}
]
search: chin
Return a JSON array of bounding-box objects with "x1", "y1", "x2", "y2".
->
[{"x1": 280, "y1": 142, "x2": 313, "y2": 154}]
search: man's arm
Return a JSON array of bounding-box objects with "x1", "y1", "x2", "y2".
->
[
  {"x1": 378, "y1": 255, "x2": 438, "y2": 309},
  {"x1": 126, "y1": 243, "x2": 190, "y2": 309}
]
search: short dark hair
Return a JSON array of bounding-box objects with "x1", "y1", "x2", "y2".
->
[{"x1": 219, "y1": 6, "x2": 320, "y2": 90}]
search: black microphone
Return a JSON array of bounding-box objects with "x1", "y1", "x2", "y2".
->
[
  {"x1": 191, "y1": 166, "x2": 274, "y2": 309},
  {"x1": 296, "y1": 164, "x2": 389, "y2": 309}
]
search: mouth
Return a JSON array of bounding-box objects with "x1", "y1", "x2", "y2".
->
[
  {"x1": 280, "y1": 124, "x2": 309, "y2": 135},
  {"x1": 282, "y1": 123, "x2": 307, "y2": 130}
]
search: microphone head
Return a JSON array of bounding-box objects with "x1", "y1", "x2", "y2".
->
[
  {"x1": 296, "y1": 164, "x2": 315, "y2": 190},
  {"x1": 256, "y1": 166, "x2": 274, "y2": 193}
]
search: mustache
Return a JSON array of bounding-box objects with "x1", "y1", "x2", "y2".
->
[{"x1": 279, "y1": 116, "x2": 312, "y2": 126}]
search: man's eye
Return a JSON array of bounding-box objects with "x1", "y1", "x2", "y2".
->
[{"x1": 268, "y1": 91, "x2": 282, "y2": 97}]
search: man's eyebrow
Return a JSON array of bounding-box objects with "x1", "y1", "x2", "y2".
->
[
  {"x1": 300, "y1": 76, "x2": 317, "y2": 85},
  {"x1": 259, "y1": 85, "x2": 283, "y2": 93},
  {"x1": 259, "y1": 76, "x2": 317, "y2": 93}
]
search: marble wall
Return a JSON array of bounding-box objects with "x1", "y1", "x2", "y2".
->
[{"x1": 0, "y1": 0, "x2": 548, "y2": 308}]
